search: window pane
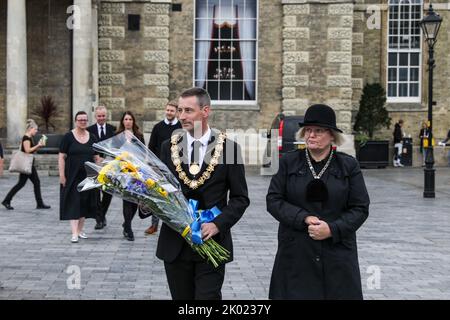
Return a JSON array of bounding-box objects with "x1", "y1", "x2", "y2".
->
[
  {"x1": 410, "y1": 53, "x2": 419, "y2": 65},
  {"x1": 244, "y1": 81, "x2": 256, "y2": 100},
  {"x1": 399, "y1": 53, "x2": 408, "y2": 66},
  {"x1": 399, "y1": 83, "x2": 408, "y2": 96},
  {"x1": 388, "y1": 83, "x2": 397, "y2": 97},
  {"x1": 243, "y1": 0, "x2": 257, "y2": 19},
  {"x1": 388, "y1": 68, "x2": 397, "y2": 81},
  {"x1": 219, "y1": 81, "x2": 231, "y2": 100},
  {"x1": 399, "y1": 68, "x2": 408, "y2": 81},
  {"x1": 389, "y1": 53, "x2": 397, "y2": 66},
  {"x1": 207, "y1": 81, "x2": 219, "y2": 100},
  {"x1": 410, "y1": 83, "x2": 419, "y2": 97},
  {"x1": 232, "y1": 81, "x2": 244, "y2": 100},
  {"x1": 237, "y1": 41, "x2": 256, "y2": 60},
  {"x1": 217, "y1": 0, "x2": 234, "y2": 20},
  {"x1": 410, "y1": 68, "x2": 419, "y2": 81},
  {"x1": 196, "y1": 1, "x2": 212, "y2": 19},
  {"x1": 411, "y1": 36, "x2": 420, "y2": 49}
]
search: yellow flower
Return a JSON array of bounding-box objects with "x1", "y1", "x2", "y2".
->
[
  {"x1": 120, "y1": 161, "x2": 138, "y2": 173},
  {"x1": 146, "y1": 178, "x2": 156, "y2": 188},
  {"x1": 115, "y1": 151, "x2": 130, "y2": 161},
  {"x1": 97, "y1": 173, "x2": 106, "y2": 185},
  {"x1": 157, "y1": 187, "x2": 168, "y2": 198}
]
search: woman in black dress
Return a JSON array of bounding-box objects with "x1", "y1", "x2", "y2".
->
[
  {"x1": 116, "y1": 111, "x2": 145, "y2": 241},
  {"x1": 2, "y1": 119, "x2": 51, "y2": 210},
  {"x1": 59, "y1": 111, "x2": 100, "y2": 243}
]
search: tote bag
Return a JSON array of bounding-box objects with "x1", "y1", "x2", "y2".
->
[{"x1": 9, "y1": 144, "x2": 34, "y2": 175}]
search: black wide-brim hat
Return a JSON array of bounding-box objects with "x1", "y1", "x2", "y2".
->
[{"x1": 298, "y1": 104, "x2": 343, "y2": 133}]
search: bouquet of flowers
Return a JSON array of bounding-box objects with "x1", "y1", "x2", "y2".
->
[{"x1": 77, "y1": 131, "x2": 229, "y2": 267}]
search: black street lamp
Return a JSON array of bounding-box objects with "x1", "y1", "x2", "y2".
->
[{"x1": 419, "y1": 4, "x2": 442, "y2": 198}]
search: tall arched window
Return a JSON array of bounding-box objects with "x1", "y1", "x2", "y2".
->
[
  {"x1": 194, "y1": 0, "x2": 258, "y2": 104},
  {"x1": 387, "y1": 0, "x2": 423, "y2": 102}
]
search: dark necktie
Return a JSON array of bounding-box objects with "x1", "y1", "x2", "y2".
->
[
  {"x1": 191, "y1": 140, "x2": 202, "y2": 165},
  {"x1": 100, "y1": 126, "x2": 105, "y2": 139}
]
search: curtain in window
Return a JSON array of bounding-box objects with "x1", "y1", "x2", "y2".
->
[
  {"x1": 195, "y1": 2, "x2": 214, "y2": 88},
  {"x1": 237, "y1": 3, "x2": 256, "y2": 100}
]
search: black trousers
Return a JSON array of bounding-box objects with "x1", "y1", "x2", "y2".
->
[
  {"x1": 123, "y1": 201, "x2": 137, "y2": 232},
  {"x1": 3, "y1": 166, "x2": 44, "y2": 206},
  {"x1": 96, "y1": 191, "x2": 112, "y2": 223},
  {"x1": 164, "y1": 244, "x2": 225, "y2": 300}
]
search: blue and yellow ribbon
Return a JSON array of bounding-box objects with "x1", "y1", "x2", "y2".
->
[{"x1": 182, "y1": 199, "x2": 221, "y2": 245}]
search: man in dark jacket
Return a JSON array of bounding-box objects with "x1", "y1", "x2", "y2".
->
[
  {"x1": 87, "y1": 105, "x2": 116, "y2": 229},
  {"x1": 157, "y1": 87, "x2": 249, "y2": 300},
  {"x1": 144, "y1": 99, "x2": 182, "y2": 235},
  {"x1": 393, "y1": 119, "x2": 404, "y2": 167}
]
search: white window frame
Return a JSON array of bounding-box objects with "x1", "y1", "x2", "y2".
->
[
  {"x1": 386, "y1": 0, "x2": 422, "y2": 103},
  {"x1": 193, "y1": 0, "x2": 259, "y2": 106}
]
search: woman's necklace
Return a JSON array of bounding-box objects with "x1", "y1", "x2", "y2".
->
[
  {"x1": 305, "y1": 148, "x2": 334, "y2": 179},
  {"x1": 304, "y1": 148, "x2": 334, "y2": 203}
]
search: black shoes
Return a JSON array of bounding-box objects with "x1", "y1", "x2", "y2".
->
[
  {"x1": 95, "y1": 221, "x2": 104, "y2": 230},
  {"x1": 95, "y1": 218, "x2": 107, "y2": 230},
  {"x1": 123, "y1": 230, "x2": 135, "y2": 241},
  {"x1": 2, "y1": 201, "x2": 50, "y2": 210},
  {"x1": 2, "y1": 201, "x2": 13, "y2": 210}
]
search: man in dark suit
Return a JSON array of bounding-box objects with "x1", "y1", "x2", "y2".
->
[
  {"x1": 87, "y1": 105, "x2": 116, "y2": 229},
  {"x1": 144, "y1": 99, "x2": 182, "y2": 235},
  {"x1": 157, "y1": 87, "x2": 249, "y2": 300}
]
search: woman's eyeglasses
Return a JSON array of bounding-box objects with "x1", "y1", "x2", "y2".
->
[{"x1": 304, "y1": 127, "x2": 329, "y2": 136}]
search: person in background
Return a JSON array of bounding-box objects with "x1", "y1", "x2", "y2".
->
[
  {"x1": 144, "y1": 99, "x2": 182, "y2": 235},
  {"x1": 419, "y1": 121, "x2": 430, "y2": 166},
  {"x1": 0, "y1": 141, "x2": 4, "y2": 177},
  {"x1": 2, "y1": 119, "x2": 50, "y2": 210},
  {"x1": 438, "y1": 128, "x2": 450, "y2": 167},
  {"x1": 393, "y1": 119, "x2": 404, "y2": 167},
  {"x1": 59, "y1": 112, "x2": 100, "y2": 243},
  {"x1": 87, "y1": 105, "x2": 116, "y2": 230},
  {"x1": 116, "y1": 111, "x2": 145, "y2": 241}
]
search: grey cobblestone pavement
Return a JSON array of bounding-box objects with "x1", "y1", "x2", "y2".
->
[{"x1": 1, "y1": 167, "x2": 450, "y2": 299}]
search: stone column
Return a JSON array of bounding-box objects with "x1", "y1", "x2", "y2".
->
[
  {"x1": 6, "y1": 0, "x2": 27, "y2": 146},
  {"x1": 73, "y1": 0, "x2": 93, "y2": 123},
  {"x1": 91, "y1": 0, "x2": 99, "y2": 112}
]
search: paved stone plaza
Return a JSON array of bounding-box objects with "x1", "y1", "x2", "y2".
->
[{"x1": 1, "y1": 167, "x2": 450, "y2": 300}]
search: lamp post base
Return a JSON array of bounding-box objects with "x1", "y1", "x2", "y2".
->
[{"x1": 423, "y1": 147, "x2": 435, "y2": 198}]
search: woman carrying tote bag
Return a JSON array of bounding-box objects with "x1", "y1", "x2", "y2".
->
[{"x1": 1, "y1": 119, "x2": 51, "y2": 210}]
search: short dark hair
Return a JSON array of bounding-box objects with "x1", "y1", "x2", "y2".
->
[
  {"x1": 167, "y1": 99, "x2": 178, "y2": 108},
  {"x1": 75, "y1": 111, "x2": 88, "y2": 121},
  {"x1": 180, "y1": 87, "x2": 211, "y2": 108}
]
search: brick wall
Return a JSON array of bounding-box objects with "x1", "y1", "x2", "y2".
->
[
  {"x1": 99, "y1": 1, "x2": 171, "y2": 136},
  {"x1": 27, "y1": 0, "x2": 72, "y2": 133}
]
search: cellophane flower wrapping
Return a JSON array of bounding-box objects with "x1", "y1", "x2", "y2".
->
[{"x1": 77, "y1": 131, "x2": 229, "y2": 267}]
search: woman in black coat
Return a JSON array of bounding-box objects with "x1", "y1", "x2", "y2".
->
[
  {"x1": 115, "y1": 111, "x2": 145, "y2": 241},
  {"x1": 266, "y1": 104, "x2": 370, "y2": 300}
]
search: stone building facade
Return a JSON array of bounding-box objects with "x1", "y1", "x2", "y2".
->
[{"x1": 1, "y1": 0, "x2": 450, "y2": 154}]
